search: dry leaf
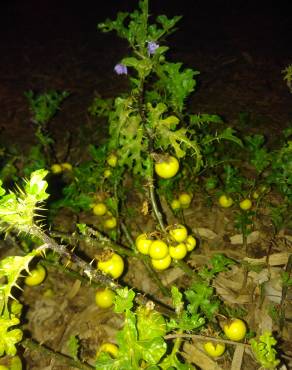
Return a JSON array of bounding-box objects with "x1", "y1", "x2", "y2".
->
[
  {"x1": 230, "y1": 231, "x2": 260, "y2": 245},
  {"x1": 161, "y1": 267, "x2": 184, "y2": 285},
  {"x1": 183, "y1": 342, "x2": 223, "y2": 370},
  {"x1": 231, "y1": 344, "x2": 245, "y2": 370},
  {"x1": 192, "y1": 227, "x2": 218, "y2": 239},
  {"x1": 254, "y1": 303, "x2": 273, "y2": 333},
  {"x1": 66, "y1": 279, "x2": 81, "y2": 299},
  {"x1": 244, "y1": 252, "x2": 289, "y2": 266}
]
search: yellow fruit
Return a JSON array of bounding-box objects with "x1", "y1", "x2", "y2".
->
[
  {"x1": 103, "y1": 217, "x2": 117, "y2": 229},
  {"x1": 107, "y1": 153, "x2": 118, "y2": 167},
  {"x1": 93, "y1": 202, "x2": 107, "y2": 216},
  {"x1": 169, "y1": 243, "x2": 187, "y2": 260},
  {"x1": 155, "y1": 156, "x2": 179, "y2": 179},
  {"x1": 218, "y1": 195, "x2": 233, "y2": 208},
  {"x1": 61, "y1": 162, "x2": 72, "y2": 171},
  {"x1": 178, "y1": 193, "x2": 192, "y2": 207},
  {"x1": 51, "y1": 164, "x2": 63, "y2": 174},
  {"x1": 151, "y1": 254, "x2": 172, "y2": 270},
  {"x1": 149, "y1": 240, "x2": 169, "y2": 260},
  {"x1": 25, "y1": 264, "x2": 46, "y2": 286},
  {"x1": 223, "y1": 319, "x2": 247, "y2": 341},
  {"x1": 98, "y1": 253, "x2": 124, "y2": 279},
  {"x1": 204, "y1": 342, "x2": 226, "y2": 357},
  {"x1": 99, "y1": 343, "x2": 119, "y2": 358},
  {"x1": 135, "y1": 234, "x2": 153, "y2": 255},
  {"x1": 185, "y1": 235, "x2": 197, "y2": 251},
  {"x1": 95, "y1": 288, "x2": 115, "y2": 308},
  {"x1": 239, "y1": 199, "x2": 252, "y2": 210},
  {"x1": 169, "y1": 224, "x2": 188, "y2": 243},
  {"x1": 104, "y1": 169, "x2": 112, "y2": 178},
  {"x1": 171, "y1": 199, "x2": 181, "y2": 211}
]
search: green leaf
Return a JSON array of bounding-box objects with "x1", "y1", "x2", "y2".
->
[
  {"x1": 0, "y1": 180, "x2": 6, "y2": 196},
  {"x1": 0, "y1": 317, "x2": 23, "y2": 356},
  {"x1": 136, "y1": 306, "x2": 166, "y2": 340},
  {"x1": 24, "y1": 90, "x2": 69, "y2": 124},
  {"x1": 114, "y1": 287, "x2": 135, "y2": 313},
  {"x1": 122, "y1": 57, "x2": 153, "y2": 79},
  {"x1": 156, "y1": 15, "x2": 182, "y2": 32},
  {"x1": 250, "y1": 332, "x2": 280, "y2": 369},
  {"x1": 171, "y1": 286, "x2": 184, "y2": 314},
  {"x1": 160, "y1": 352, "x2": 194, "y2": 370},
  {"x1": 139, "y1": 337, "x2": 166, "y2": 364},
  {"x1": 202, "y1": 127, "x2": 243, "y2": 148},
  {"x1": 185, "y1": 282, "x2": 219, "y2": 320},
  {"x1": 189, "y1": 113, "x2": 223, "y2": 127},
  {"x1": 67, "y1": 335, "x2": 80, "y2": 361},
  {"x1": 156, "y1": 62, "x2": 198, "y2": 112},
  {"x1": 25, "y1": 169, "x2": 49, "y2": 201},
  {"x1": 10, "y1": 355, "x2": 23, "y2": 370},
  {"x1": 0, "y1": 254, "x2": 36, "y2": 317}
]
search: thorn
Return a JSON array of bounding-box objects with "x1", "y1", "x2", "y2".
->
[
  {"x1": 14, "y1": 284, "x2": 24, "y2": 292},
  {"x1": 64, "y1": 259, "x2": 72, "y2": 269}
]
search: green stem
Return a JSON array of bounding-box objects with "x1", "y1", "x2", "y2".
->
[
  {"x1": 148, "y1": 174, "x2": 166, "y2": 232},
  {"x1": 141, "y1": 256, "x2": 171, "y2": 297},
  {"x1": 173, "y1": 259, "x2": 199, "y2": 279},
  {"x1": 32, "y1": 225, "x2": 175, "y2": 318},
  {"x1": 165, "y1": 333, "x2": 251, "y2": 347},
  {"x1": 41, "y1": 259, "x2": 102, "y2": 289},
  {"x1": 21, "y1": 338, "x2": 94, "y2": 370},
  {"x1": 170, "y1": 329, "x2": 183, "y2": 357},
  {"x1": 30, "y1": 225, "x2": 121, "y2": 291},
  {"x1": 51, "y1": 229, "x2": 135, "y2": 257}
]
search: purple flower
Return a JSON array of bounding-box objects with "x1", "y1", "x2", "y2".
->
[
  {"x1": 114, "y1": 63, "x2": 128, "y2": 75},
  {"x1": 147, "y1": 41, "x2": 159, "y2": 55}
]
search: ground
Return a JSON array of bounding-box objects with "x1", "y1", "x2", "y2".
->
[{"x1": 0, "y1": 1, "x2": 291, "y2": 369}]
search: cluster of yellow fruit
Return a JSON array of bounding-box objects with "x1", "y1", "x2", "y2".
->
[
  {"x1": 218, "y1": 195, "x2": 253, "y2": 211},
  {"x1": 170, "y1": 192, "x2": 192, "y2": 211},
  {"x1": 50, "y1": 162, "x2": 72, "y2": 174},
  {"x1": 102, "y1": 153, "x2": 118, "y2": 179},
  {"x1": 135, "y1": 224, "x2": 196, "y2": 270},
  {"x1": 204, "y1": 318, "x2": 247, "y2": 357},
  {"x1": 92, "y1": 202, "x2": 117, "y2": 229}
]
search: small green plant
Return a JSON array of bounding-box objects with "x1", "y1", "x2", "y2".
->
[
  {"x1": 244, "y1": 134, "x2": 271, "y2": 174},
  {"x1": 250, "y1": 332, "x2": 280, "y2": 369},
  {"x1": 282, "y1": 64, "x2": 292, "y2": 93},
  {"x1": 25, "y1": 90, "x2": 69, "y2": 164},
  {"x1": 234, "y1": 210, "x2": 255, "y2": 251}
]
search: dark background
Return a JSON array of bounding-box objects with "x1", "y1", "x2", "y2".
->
[
  {"x1": 0, "y1": 0, "x2": 291, "y2": 148},
  {"x1": 1, "y1": 0, "x2": 292, "y2": 52}
]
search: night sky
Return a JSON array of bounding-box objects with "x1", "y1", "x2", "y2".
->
[{"x1": 1, "y1": 0, "x2": 292, "y2": 54}]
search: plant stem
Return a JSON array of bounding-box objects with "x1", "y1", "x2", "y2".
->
[
  {"x1": 141, "y1": 256, "x2": 171, "y2": 297},
  {"x1": 171, "y1": 329, "x2": 183, "y2": 357},
  {"x1": 173, "y1": 259, "x2": 199, "y2": 279},
  {"x1": 21, "y1": 338, "x2": 94, "y2": 370},
  {"x1": 30, "y1": 225, "x2": 121, "y2": 291},
  {"x1": 31, "y1": 225, "x2": 175, "y2": 317},
  {"x1": 148, "y1": 173, "x2": 166, "y2": 232},
  {"x1": 51, "y1": 229, "x2": 135, "y2": 257},
  {"x1": 279, "y1": 253, "x2": 292, "y2": 331},
  {"x1": 165, "y1": 333, "x2": 250, "y2": 347}
]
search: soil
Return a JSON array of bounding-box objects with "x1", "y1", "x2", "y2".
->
[{"x1": 0, "y1": 1, "x2": 291, "y2": 369}]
